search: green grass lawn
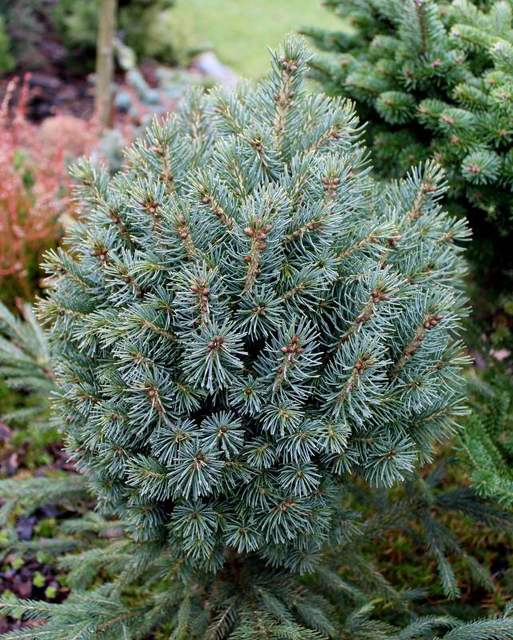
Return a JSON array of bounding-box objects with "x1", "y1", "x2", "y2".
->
[{"x1": 172, "y1": 0, "x2": 336, "y2": 78}]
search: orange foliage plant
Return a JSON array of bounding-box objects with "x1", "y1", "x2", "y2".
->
[{"x1": 0, "y1": 77, "x2": 97, "y2": 301}]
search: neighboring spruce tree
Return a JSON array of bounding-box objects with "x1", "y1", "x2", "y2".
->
[
  {"x1": 0, "y1": 301, "x2": 54, "y2": 406},
  {"x1": 2, "y1": 36, "x2": 501, "y2": 638},
  {"x1": 460, "y1": 368, "x2": 513, "y2": 506},
  {"x1": 0, "y1": 301, "x2": 56, "y2": 458},
  {"x1": 303, "y1": 0, "x2": 513, "y2": 294}
]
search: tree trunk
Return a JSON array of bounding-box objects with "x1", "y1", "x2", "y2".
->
[{"x1": 95, "y1": 0, "x2": 118, "y2": 128}]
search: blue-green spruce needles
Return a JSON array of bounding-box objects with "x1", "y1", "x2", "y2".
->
[{"x1": 35, "y1": 35, "x2": 471, "y2": 579}]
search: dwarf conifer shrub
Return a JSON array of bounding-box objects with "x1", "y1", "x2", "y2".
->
[
  {"x1": 36, "y1": 36, "x2": 469, "y2": 582},
  {"x1": 303, "y1": 0, "x2": 513, "y2": 292}
]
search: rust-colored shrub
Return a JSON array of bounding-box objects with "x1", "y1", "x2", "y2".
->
[{"x1": 0, "y1": 77, "x2": 97, "y2": 302}]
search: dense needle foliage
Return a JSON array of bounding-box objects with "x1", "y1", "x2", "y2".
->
[
  {"x1": 461, "y1": 368, "x2": 513, "y2": 506},
  {"x1": 2, "y1": 33, "x2": 513, "y2": 640},
  {"x1": 34, "y1": 35, "x2": 470, "y2": 578}
]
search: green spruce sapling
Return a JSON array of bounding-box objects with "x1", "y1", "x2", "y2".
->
[
  {"x1": 460, "y1": 368, "x2": 513, "y2": 507},
  {"x1": 0, "y1": 37, "x2": 481, "y2": 638},
  {"x1": 0, "y1": 301, "x2": 58, "y2": 467}
]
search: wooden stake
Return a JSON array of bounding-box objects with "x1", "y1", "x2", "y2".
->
[{"x1": 95, "y1": 0, "x2": 118, "y2": 128}]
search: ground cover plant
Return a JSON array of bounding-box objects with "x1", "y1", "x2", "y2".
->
[
  {"x1": 460, "y1": 365, "x2": 513, "y2": 507},
  {"x1": 5, "y1": 35, "x2": 513, "y2": 639}
]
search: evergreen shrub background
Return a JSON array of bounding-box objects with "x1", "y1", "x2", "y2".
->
[{"x1": 303, "y1": 0, "x2": 513, "y2": 296}]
